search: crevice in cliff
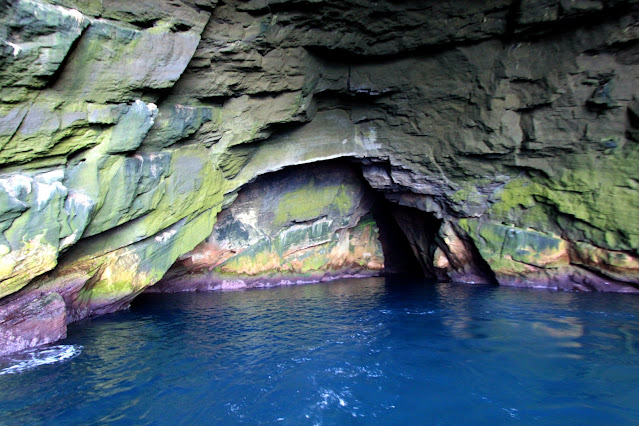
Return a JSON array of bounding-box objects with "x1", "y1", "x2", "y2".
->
[
  {"x1": 503, "y1": 0, "x2": 522, "y2": 42},
  {"x1": 513, "y1": 2, "x2": 639, "y2": 40},
  {"x1": 305, "y1": 39, "x2": 492, "y2": 65},
  {"x1": 141, "y1": 86, "x2": 175, "y2": 106},
  {"x1": 386, "y1": 204, "x2": 444, "y2": 280},
  {"x1": 369, "y1": 195, "x2": 424, "y2": 278},
  {"x1": 128, "y1": 18, "x2": 160, "y2": 30},
  {"x1": 312, "y1": 90, "x2": 396, "y2": 108},
  {"x1": 42, "y1": 23, "x2": 90, "y2": 91}
]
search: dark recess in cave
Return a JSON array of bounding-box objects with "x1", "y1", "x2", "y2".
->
[
  {"x1": 388, "y1": 204, "x2": 444, "y2": 280},
  {"x1": 369, "y1": 194, "x2": 425, "y2": 278},
  {"x1": 146, "y1": 158, "x2": 437, "y2": 289},
  {"x1": 236, "y1": 158, "x2": 434, "y2": 279}
]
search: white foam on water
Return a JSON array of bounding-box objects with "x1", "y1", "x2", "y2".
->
[
  {"x1": 0, "y1": 345, "x2": 82, "y2": 375},
  {"x1": 502, "y1": 407, "x2": 520, "y2": 419}
]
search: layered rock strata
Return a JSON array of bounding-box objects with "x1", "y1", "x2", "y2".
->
[
  {"x1": 1, "y1": 0, "x2": 639, "y2": 354},
  {"x1": 149, "y1": 163, "x2": 384, "y2": 292}
]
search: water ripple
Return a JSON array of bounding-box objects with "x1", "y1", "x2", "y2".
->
[{"x1": 1, "y1": 277, "x2": 639, "y2": 424}]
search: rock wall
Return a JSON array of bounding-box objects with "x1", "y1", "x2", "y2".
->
[
  {"x1": 1, "y1": 0, "x2": 639, "y2": 354},
  {"x1": 149, "y1": 162, "x2": 384, "y2": 292}
]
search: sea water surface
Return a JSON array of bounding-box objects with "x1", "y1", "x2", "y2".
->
[{"x1": 1, "y1": 277, "x2": 639, "y2": 424}]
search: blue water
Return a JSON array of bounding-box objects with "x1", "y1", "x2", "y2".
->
[{"x1": 1, "y1": 277, "x2": 639, "y2": 424}]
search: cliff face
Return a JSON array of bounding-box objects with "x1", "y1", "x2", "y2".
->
[{"x1": 1, "y1": 0, "x2": 639, "y2": 354}]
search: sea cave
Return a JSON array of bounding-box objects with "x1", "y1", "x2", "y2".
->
[{"x1": 1, "y1": 0, "x2": 639, "y2": 422}]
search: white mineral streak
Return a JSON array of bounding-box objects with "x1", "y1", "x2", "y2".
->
[
  {"x1": 27, "y1": 0, "x2": 87, "y2": 26},
  {"x1": 134, "y1": 154, "x2": 145, "y2": 165},
  {"x1": 0, "y1": 175, "x2": 32, "y2": 199},
  {"x1": 66, "y1": 191, "x2": 93, "y2": 208},
  {"x1": 35, "y1": 181, "x2": 66, "y2": 210},
  {"x1": 63, "y1": 8, "x2": 85, "y2": 25},
  {"x1": 59, "y1": 232, "x2": 78, "y2": 249},
  {"x1": 35, "y1": 169, "x2": 65, "y2": 185},
  {"x1": 154, "y1": 229, "x2": 177, "y2": 243},
  {"x1": 235, "y1": 208, "x2": 259, "y2": 229},
  {"x1": 1, "y1": 40, "x2": 22, "y2": 56},
  {"x1": 359, "y1": 127, "x2": 382, "y2": 150}
]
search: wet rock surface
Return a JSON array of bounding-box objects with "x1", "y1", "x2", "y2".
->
[
  {"x1": 0, "y1": 292, "x2": 66, "y2": 356},
  {"x1": 1, "y1": 0, "x2": 639, "y2": 353},
  {"x1": 150, "y1": 163, "x2": 384, "y2": 292}
]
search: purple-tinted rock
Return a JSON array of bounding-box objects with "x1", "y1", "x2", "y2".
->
[{"x1": 0, "y1": 292, "x2": 67, "y2": 356}]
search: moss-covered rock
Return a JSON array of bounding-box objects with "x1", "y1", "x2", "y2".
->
[
  {"x1": 0, "y1": 169, "x2": 93, "y2": 298},
  {"x1": 570, "y1": 242, "x2": 639, "y2": 283},
  {"x1": 488, "y1": 148, "x2": 639, "y2": 252},
  {"x1": 3, "y1": 0, "x2": 639, "y2": 356},
  {"x1": 50, "y1": 19, "x2": 203, "y2": 103},
  {"x1": 0, "y1": 0, "x2": 89, "y2": 99},
  {"x1": 460, "y1": 219, "x2": 570, "y2": 276},
  {"x1": 34, "y1": 204, "x2": 222, "y2": 320},
  {"x1": 149, "y1": 163, "x2": 384, "y2": 292}
]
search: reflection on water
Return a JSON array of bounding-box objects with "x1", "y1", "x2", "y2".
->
[
  {"x1": 533, "y1": 316, "x2": 584, "y2": 340},
  {"x1": 1, "y1": 277, "x2": 639, "y2": 424}
]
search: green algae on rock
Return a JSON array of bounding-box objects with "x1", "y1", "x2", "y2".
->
[{"x1": 148, "y1": 163, "x2": 384, "y2": 292}]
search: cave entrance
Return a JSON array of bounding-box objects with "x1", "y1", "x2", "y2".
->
[
  {"x1": 149, "y1": 159, "x2": 437, "y2": 293},
  {"x1": 369, "y1": 192, "x2": 429, "y2": 278},
  {"x1": 372, "y1": 200, "x2": 442, "y2": 279}
]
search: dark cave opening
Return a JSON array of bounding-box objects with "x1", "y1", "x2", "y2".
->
[
  {"x1": 383, "y1": 203, "x2": 444, "y2": 280},
  {"x1": 369, "y1": 193, "x2": 426, "y2": 278},
  {"x1": 233, "y1": 158, "x2": 444, "y2": 280},
  {"x1": 135, "y1": 159, "x2": 494, "y2": 317},
  {"x1": 147, "y1": 158, "x2": 439, "y2": 293},
  {"x1": 281, "y1": 158, "x2": 439, "y2": 280}
]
